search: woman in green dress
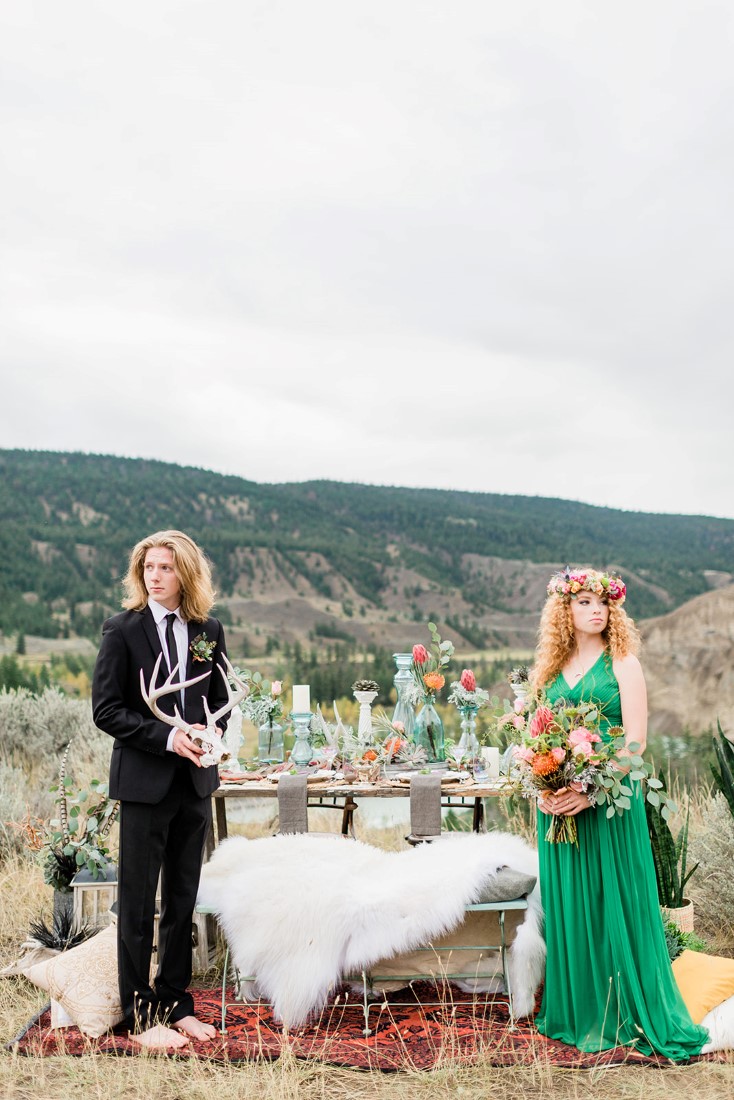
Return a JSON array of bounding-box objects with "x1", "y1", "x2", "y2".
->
[{"x1": 531, "y1": 567, "x2": 708, "y2": 1058}]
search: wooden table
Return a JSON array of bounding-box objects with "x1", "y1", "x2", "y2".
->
[{"x1": 211, "y1": 776, "x2": 513, "y2": 845}]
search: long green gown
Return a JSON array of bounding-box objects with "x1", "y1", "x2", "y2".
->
[{"x1": 535, "y1": 652, "x2": 708, "y2": 1058}]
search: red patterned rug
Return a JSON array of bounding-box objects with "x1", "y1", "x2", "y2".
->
[{"x1": 11, "y1": 984, "x2": 722, "y2": 1070}]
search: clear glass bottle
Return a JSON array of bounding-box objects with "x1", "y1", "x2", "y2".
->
[
  {"x1": 392, "y1": 652, "x2": 416, "y2": 739},
  {"x1": 458, "y1": 706, "x2": 479, "y2": 760},
  {"x1": 258, "y1": 719, "x2": 284, "y2": 764},
  {"x1": 414, "y1": 696, "x2": 445, "y2": 762}
]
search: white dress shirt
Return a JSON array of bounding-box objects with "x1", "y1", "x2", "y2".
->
[{"x1": 148, "y1": 598, "x2": 188, "y2": 752}]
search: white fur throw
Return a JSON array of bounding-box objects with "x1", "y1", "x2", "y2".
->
[{"x1": 198, "y1": 831, "x2": 545, "y2": 1027}]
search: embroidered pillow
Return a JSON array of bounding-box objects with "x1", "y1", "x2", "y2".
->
[{"x1": 45, "y1": 924, "x2": 123, "y2": 1038}]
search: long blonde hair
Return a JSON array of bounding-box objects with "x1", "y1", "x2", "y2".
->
[
  {"x1": 122, "y1": 530, "x2": 216, "y2": 623},
  {"x1": 532, "y1": 588, "x2": 641, "y2": 690}
]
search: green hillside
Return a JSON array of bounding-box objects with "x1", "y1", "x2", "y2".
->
[{"x1": 1, "y1": 448, "x2": 732, "y2": 643}]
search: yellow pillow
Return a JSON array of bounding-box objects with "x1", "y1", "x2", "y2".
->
[{"x1": 672, "y1": 950, "x2": 734, "y2": 1025}]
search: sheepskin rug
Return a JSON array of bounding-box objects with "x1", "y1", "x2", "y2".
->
[{"x1": 198, "y1": 831, "x2": 545, "y2": 1027}]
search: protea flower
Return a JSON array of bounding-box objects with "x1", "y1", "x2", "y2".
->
[
  {"x1": 532, "y1": 751, "x2": 560, "y2": 777},
  {"x1": 412, "y1": 644, "x2": 429, "y2": 664},
  {"x1": 423, "y1": 671, "x2": 445, "y2": 692},
  {"x1": 460, "y1": 669, "x2": 476, "y2": 692}
]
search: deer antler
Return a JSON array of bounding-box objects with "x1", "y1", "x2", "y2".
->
[
  {"x1": 202, "y1": 655, "x2": 250, "y2": 729},
  {"x1": 140, "y1": 654, "x2": 211, "y2": 734}
]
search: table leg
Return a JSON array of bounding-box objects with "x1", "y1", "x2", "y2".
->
[
  {"x1": 341, "y1": 795, "x2": 357, "y2": 837},
  {"x1": 215, "y1": 796, "x2": 229, "y2": 843},
  {"x1": 472, "y1": 797, "x2": 486, "y2": 833}
]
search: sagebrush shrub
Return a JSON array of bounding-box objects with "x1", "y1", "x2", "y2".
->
[
  {"x1": 688, "y1": 793, "x2": 734, "y2": 949},
  {"x1": 0, "y1": 688, "x2": 111, "y2": 803}
]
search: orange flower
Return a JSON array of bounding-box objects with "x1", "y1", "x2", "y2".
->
[
  {"x1": 532, "y1": 752, "x2": 560, "y2": 777},
  {"x1": 384, "y1": 737, "x2": 406, "y2": 758},
  {"x1": 423, "y1": 672, "x2": 445, "y2": 692},
  {"x1": 362, "y1": 749, "x2": 378, "y2": 762}
]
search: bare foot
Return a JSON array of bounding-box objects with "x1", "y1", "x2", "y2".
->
[
  {"x1": 174, "y1": 1014, "x2": 218, "y2": 1042},
  {"x1": 129, "y1": 1024, "x2": 190, "y2": 1051}
]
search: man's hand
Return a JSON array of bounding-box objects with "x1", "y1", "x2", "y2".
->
[{"x1": 172, "y1": 726, "x2": 206, "y2": 767}]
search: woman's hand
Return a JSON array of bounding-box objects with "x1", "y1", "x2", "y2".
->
[{"x1": 549, "y1": 785, "x2": 591, "y2": 816}]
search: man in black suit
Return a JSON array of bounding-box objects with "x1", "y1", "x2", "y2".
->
[{"x1": 93, "y1": 530, "x2": 229, "y2": 1049}]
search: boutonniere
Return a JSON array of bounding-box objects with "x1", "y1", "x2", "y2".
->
[{"x1": 190, "y1": 633, "x2": 217, "y2": 663}]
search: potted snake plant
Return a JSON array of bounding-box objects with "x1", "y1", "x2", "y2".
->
[{"x1": 645, "y1": 770, "x2": 698, "y2": 932}]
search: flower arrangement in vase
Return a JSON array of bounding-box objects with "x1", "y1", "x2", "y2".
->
[
  {"x1": 237, "y1": 669, "x2": 285, "y2": 763},
  {"x1": 447, "y1": 668, "x2": 490, "y2": 762},
  {"x1": 409, "y1": 622, "x2": 454, "y2": 762}
]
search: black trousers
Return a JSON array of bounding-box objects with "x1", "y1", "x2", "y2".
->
[{"x1": 117, "y1": 765, "x2": 211, "y2": 1030}]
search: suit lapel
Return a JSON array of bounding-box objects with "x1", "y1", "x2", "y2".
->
[
  {"x1": 186, "y1": 620, "x2": 199, "y2": 683},
  {"x1": 141, "y1": 606, "x2": 164, "y2": 669}
]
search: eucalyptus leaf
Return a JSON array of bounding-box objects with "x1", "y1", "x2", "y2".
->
[
  {"x1": 606, "y1": 805, "x2": 616, "y2": 818},
  {"x1": 646, "y1": 790, "x2": 661, "y2": 807},
  {"x1": 648, "y1": 778, "x2": 663, "y2": 789}
]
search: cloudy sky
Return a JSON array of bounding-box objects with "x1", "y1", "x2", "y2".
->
[{"x1": 2, "y1": 2, "x2": 733, "y2": 519}]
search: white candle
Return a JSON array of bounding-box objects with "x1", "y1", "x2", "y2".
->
[
  {"x1": 482, "y1": 747, "x2": 500, "y2": 778},
  {"x1": 292, "y1": 684, "x2": 311, "y2": 713}
]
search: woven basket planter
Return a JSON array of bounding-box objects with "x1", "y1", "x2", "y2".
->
[{"x1": 661, "y1": 898, "x2": 695, "y2": 934}]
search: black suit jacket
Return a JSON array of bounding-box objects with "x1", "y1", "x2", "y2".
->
[{"x1": 92, "y1": 607, "x2": 228, "y2": 803}]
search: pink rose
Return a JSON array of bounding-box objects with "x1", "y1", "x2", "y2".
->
[
  {"x1": 511, "y1": 714, "x2": 526, "y2": 730},
  {"x1": 608, "y1": 580, "x2": 626, "y2": 602},
  {"x1": 568, "y1": 729, "x2": 590, "y2": 747},
  {"x1": 572, "y1": 740, "x2": 594, "y2": 758},
  {"x1": 513, "y1": 746, "x2": 535, "y2": 764},
  {"x1": 392, "y1": 720, "x2": 405, "y2": 734},
  {"x1": 551, "y1": 746, "x2": 566, "y2": 763},
  {"x1": 271, "y1": 680, "x2": 282, "y2": 696},
  {"x1": 514, "y1": 699, "x2": 526, "y2": 714},
  {"x1": 460, "y1": 669, "x2": 477, "y2": 692},
  {"x1": 412, "y1": 644, "x2": 429, "y2": 665},
  {"x1": 529, "y1": 706, "x2": 554, "y2": 738}
]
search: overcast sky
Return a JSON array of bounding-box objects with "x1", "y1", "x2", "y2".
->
[{"x1": 2, "y1": 2, "x2": 733, "y2": 520}]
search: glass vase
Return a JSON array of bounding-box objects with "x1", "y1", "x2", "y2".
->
[
  {"x1": 392, "y1": 653, "x2": 416, "y2": 739},
  {"x1": 414, "y1": 696, "x2": 445, "y2": 762},
  {"x1": 258, "y1": 719, "x2": 284, "y2": 764},
  {"x1": 458, "y1": 706, "x2": 479, "y2": 760},
  {"x1": 290, "y1": 712, "x2": 314, "y2": 768}
]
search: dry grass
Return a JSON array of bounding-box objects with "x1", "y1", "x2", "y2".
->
[{"x1": 3, "y1": 855, "x2": 734, "y2": 1099}]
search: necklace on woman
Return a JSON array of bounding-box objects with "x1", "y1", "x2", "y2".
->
[{"x1": 567, "y1": 648, "x2": 603, "y2": 682}]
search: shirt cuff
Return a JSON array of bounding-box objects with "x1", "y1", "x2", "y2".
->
[{"x1": 166, "y1": 728, "x2": 180, "y2": 753}]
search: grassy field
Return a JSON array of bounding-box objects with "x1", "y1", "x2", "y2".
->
[
  {"x1": 3, "y1": 818, "x2": 734, "y2": 1099},
  {"x1": 2, "y1": 702, "x2": 734, "y2": 1098}
]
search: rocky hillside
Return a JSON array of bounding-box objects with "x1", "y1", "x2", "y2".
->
[
  {"x1": 642, "y1": 584, "x2": 734, "y2": 736},
  {"x1": 2, "y1": 449, "x2": 733, "y2": 660}
]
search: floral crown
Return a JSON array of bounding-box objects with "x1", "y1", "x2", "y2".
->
[{"x1": 547, "y1": 567, "x2": 626, "y2": 604}]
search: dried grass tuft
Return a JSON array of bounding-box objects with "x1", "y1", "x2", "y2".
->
[{"x1": 688, "y1": 793, "x2": 734, "y2": 953}]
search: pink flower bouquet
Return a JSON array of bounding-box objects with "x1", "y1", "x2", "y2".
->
[{"x1": 508, "y1": 697, "x2": 672, "y2": 845}]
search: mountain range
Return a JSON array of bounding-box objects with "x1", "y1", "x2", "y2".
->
[{"x1": 1, "y1": 448, "x2": 732, "y2": 663}]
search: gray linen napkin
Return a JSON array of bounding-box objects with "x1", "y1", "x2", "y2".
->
[
  {"x1": 409, "y1": 774, "x2": 442, "y2": 837},
  {"x1": 277, "y1": 775, "x2": 309, "y2": 834}
]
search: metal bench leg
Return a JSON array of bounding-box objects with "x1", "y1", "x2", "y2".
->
[{"x1": 219, "y1": 944, "x2": 229, "y2": 1034}]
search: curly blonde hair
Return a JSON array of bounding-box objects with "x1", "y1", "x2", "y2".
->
[
  {"x1": 122, "y1": 530, "x2": 216, "y2": 623},
  {"x1": 532, "y1": 589, "x2": 641, "y2": 691}
]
